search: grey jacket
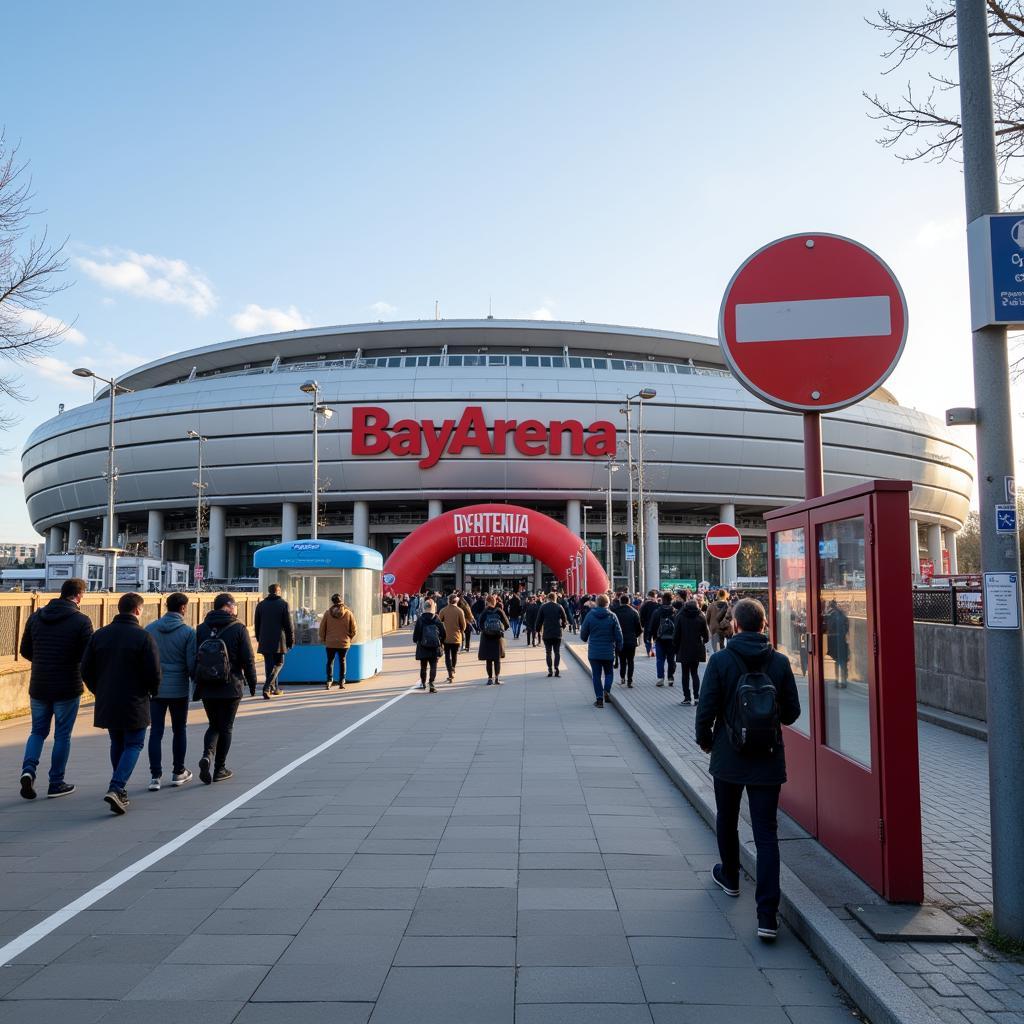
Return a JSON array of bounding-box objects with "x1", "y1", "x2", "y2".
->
[{"x1": 145, "y1": 613, "x2": 197, "y2": 699}]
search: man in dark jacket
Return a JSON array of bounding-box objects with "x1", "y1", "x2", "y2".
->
[
  {"x1": 650, "y1": 593, "x2": 678, "y2": 686},
  {"x1": 674, "y1": 600, "x2": 710, "y2": 705},
  {"x1": 506, "y1": 592, "x2": 523, "y2": 639},
  {"x1": 81, "y1": 592, "x2": 162, "y2": 815},
  {"x1": 18, "y1": 577, "x2": 94, "y2": 799},
  {"x1": 611, "y1": 594, "x2": 642, "y2": 687},
  {"x1": 639, "y1": 590, "x2": 660, "y2": 656},
  {"x1": 537, "y1": 592, "x2": 569, "y2": 677},
  {"x1": 695, "y1": 598, "x2": 800, "y2": 943},
  {"x1": 194, "y1": 593, "x2": 258, "y2": 785},
  {"x1": 522, "y1": 596, "x2": 541, "y2": 647},
  {"x1": 254, "y1": 583, "x2": 294, "y2": 699}
]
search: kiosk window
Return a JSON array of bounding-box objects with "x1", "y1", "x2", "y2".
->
[{"x1": 773, "y1": 527, "x2": 810, "y2": 736}]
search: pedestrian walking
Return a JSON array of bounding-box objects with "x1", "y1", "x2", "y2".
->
[
  {"x1": 639, "y1": 590, "x2": 659, "y2": 657},
  {"x1": 18, "y1": 577, "x2": 93, "y2": 800},
  {"x1": 507, "y1": 592, "x2": 523, "y2": 639},
  {"x1": 254, "y1": 583, "x2": 294, "y2": 699},
  {"x1": 580, "y1": 594, "x2": 623, "y2": 707},
  {"x1": 695, "y1": 598, "x2": 800, "y2": 942},
  {"x1": 477, "y1": 595, "x2": 510, "y2": 685},
  {"x1": 673, "y1": 599, "x2": 709, "y2": 705},
  {"x1": 651, "y1": 593, "x2": 678, "y2": 686},
  {"x1": 145, "y1": 592, "x2": 196, "y2": 790},
  {"x1": 707, "y1": 589, "x2": 733, "y2": 652},
  {"x1": 537, "y1": 592, "x2": 568, "y2": 677},
  {"x1": 412, "y1": 599, "x2": 445, "y2": 691},
  {"x1": 438, "y1": 594, "x2": 467, "y2": 683},
  {"x1": 824, "y1": 600, "x2": 850, "y2": 687},
  {"x1": 194, "y1": 593, "x2": 258, "y2": 785},
  {"x1": 457, "y1": 591, "x2": 474, "y2": 652},
  {"x1": 523, "y1": 595, "x2": 541, "y2": 646},
  {"x1": 611, "y1": 594, "x2": 642, "y2": 687},
  {"x1": 319, "y1": 593, "x2": 357, "y2": 689},
  {"x1": 81, "y1": 592, "x2": 162, "y2": 815}
]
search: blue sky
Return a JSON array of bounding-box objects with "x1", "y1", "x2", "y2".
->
[{"x1": 0, "y1": 1, "x2": 1001, "y2": 537}]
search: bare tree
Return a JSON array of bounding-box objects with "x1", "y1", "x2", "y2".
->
[
  {"x1": 0, "y1": 130, "x2": 70, "y2": 415},
  {"x1": 865, "y1": 2, "x2": 1024, "y2": 201}
]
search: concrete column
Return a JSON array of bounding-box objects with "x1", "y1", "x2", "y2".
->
[
  {"x1": 428, "y1": 499, "x2": 443, "y2": 520},
  {"x1": 719, "y1": 502, "x2": 737, "y2": 588},
  {"x1": 534, "y1": 561, "x2": 544, "y2": 592},
  {"x1": 455, "y1": 556, "x2": 464, "y2": 591},
  {"x1": 227, "y1": 538, "x2": 239, "y2": 580},
  {"x1": 927, "y1": 523, "x2": 943, "y2": 570},
  {"x1": 909, "y1": 519, "x2": 921, "y2": 578},
  {"x1": 208, "y1": 506, "x2": 226, "y2": 579},
  {"x1": 353, "y1": 501, "x2": 369, "y2": 547},
  {"x1": 147, "y1": 509, "x2": 164, "y2": 558},
  {"x1": 102, "y1": 514, "x2": 119, "y2": 549},
  {"x1": 566, "y1": 499, "x2": 582, "y2": 537},
  {"x1": 47, "y1": 525, "x2": 65, "y2": 556},
  {"x1": 644, "y1": 501, "x2": 660, "y2": 593},
  {"x1": 945, "y1": 529, "x2": 959, "y2": 574},
  {"x1": 67, "y1": 520, "x2": 83, "y2": 552},
  {"x1": 281, "y1": 502, "x2": 298, "y2": 542}
]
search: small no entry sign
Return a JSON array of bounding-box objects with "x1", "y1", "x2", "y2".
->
[{"x1": 706, "y1": 523, "x2": 742, "y2": 561}]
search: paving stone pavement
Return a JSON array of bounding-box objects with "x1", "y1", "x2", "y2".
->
[
  {"x1": 563, "y1": 635, "x2": 1024, "y2": 1024},
  {"x1": 0, "y1": 631, "x2": 860, "y2": 1023}
]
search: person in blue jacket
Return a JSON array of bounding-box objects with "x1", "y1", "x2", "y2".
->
[{"x1": 580, "y1": 593, "x2": 623, "y2": 707}]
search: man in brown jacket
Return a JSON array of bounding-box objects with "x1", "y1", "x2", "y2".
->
[
  {"x1": 318, "y1": 594, "x2": 357, "y2": 690},
  {"x1": 438, "y1": 594, "x2": 468, "y2": 683}
]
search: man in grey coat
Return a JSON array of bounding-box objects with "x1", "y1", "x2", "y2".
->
[{"x1": 145, "y1": 592, "x2": 197, "y2": 790}]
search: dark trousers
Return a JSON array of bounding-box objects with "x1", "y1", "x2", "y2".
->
[
  {"x1": 681, "y1": 661, "x2": 701, "y2": 700},
  {"x1": 643, "y1": 631, "x2": 654, "y2": 655},
  {"x1": 485, "y1": 657, "x2": 501, "y2": 679},
  {"x1": 589, "y1": 659, "x2": 614, "y2": 698},
  {"x1": 525, "y1": 627, "x2": 535, "y2": 645},
  {"x1": 419, "y1": 657, "x2": 438, "y2": 685},
  {"x1": 443, "y1": 644, "x2": 460, "y2": 676},
  {"x1": 544, "y1": 637, "x2": 561, "y2": 671},
  {"x1": 148, "y1": 697, "x2": 189, "y2": 777},
  {"x1": 713, "y1": 778, "x2": 782, "y2": 918},
  {"x1": 108, "y1": 727, "x2": 146, "y2": 792},
  {"x1": 201, "y1": 698, "x2": 241, "y2": 770},
  {"x1": 655, "y1": 639, "x2": 676, "y2": 680},
  {"x1": 263, "y1": 654, "x2": 283, "y2": 694},
  {"x1": 619, "y1": 646, "x2": 636, "y2": 682},
  {"x1": 463, "y1": 626, "x2": 472, "y2": 652},
  {"x1": 510, "y1": 616, "x2": 522, "y2": 638},
  {"x1": 326, "y1": 647, "x2": 347, "y2": 683}
]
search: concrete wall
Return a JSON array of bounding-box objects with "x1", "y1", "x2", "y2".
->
[{"x1": 914, "y1": 621, "x2": 986, "y2": 722}]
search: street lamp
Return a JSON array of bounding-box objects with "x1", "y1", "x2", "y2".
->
[
  {"x1": 187, "y1": 430, "x2": 208, "y2": 590},
  {"x1": 635, "y1": 386, "x2": 657, "y2": 593},
  {"x1": 605, "y1": 460, "x2": 619, "y2": 589},
  {"x1": 621, "y1": 387, "x2": 656, "y2": 595},
  {"x1": 582, "y1": 504, "x2": 592, "y2": 595},
  {"x1": 300, "y1": 381, "x2": 334, "y2": 540},
  {"x1": 73, "y1": 367, "x2": 134, "y2": 591}
]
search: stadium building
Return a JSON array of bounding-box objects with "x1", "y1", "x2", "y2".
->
[{"x1": 22, "y1": 319, "x2": 973, "y2": 591}]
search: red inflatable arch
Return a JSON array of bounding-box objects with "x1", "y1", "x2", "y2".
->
[{"x1": 382, "y1": 503, "x2": 608, "y2": 595}]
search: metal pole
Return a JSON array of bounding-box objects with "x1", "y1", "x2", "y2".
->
[
  {"x1": 637, "y1": 400, "x2": 646, "y2": 592},
  {"x1": 606, "y1": 462, "x2": 614, "y2": 590},
  {"x1": 624, "y1": 399, "x2": 635, "y2": 593},
  {"x1": 803, "y1": 412, "x2": 824, "y2": 500},
  {"x1": 107, "y1": 379, "x2": 117, "y2": 591},
  {"x1": 957, "y1": 0, "x2": 1024, "y2": 940},
  {"x1": 195, "y1": 439, "x2": 203, "y2": 591},
  {"x1": 583, "y1": 507, "x2": 589, "y2": 595},
  {"x1": 311, "y1": 392, "x2": 319, "y2": 541}
]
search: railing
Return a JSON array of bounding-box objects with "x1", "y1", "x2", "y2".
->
[{"x1": 912, "y1": 586, "x2": 983, "y2": 626}]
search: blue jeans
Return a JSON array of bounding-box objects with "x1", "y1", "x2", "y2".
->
[
  {"x1": 510, "y1": 616, "x2": 522, "y2": 638},
  {"x1": 22, "y1": 697, "x2": 80, "y2": 784},
  {"x1": 655, "y1": 639, "x2": 676, "y2": 680},
  {"x1": 589, "y1": 658, "x2": 614, "y2": 698},
  {"x1": 148, "y1": 698, "x2": 189, "y2": 777},
  {"x1": 713, "y1": 778, "x2": 782, "y2": 918},
  {"x1": 108, "y1": 728, "x2": 146, "y2": 792}
]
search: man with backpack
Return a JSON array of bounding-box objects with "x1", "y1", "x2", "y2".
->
[
  {"x1": 476, "y1": 595, "x2": 510, "y2": 685},
  {"x1": 412, "y1": 599, "x2": 446, "y2": 692},
  {"x1": 650, "y1": 593, "x2": 678, "y2": 686},
  {"x1": 707, "y1": 589, "x2": 734, "y2": 652},
  {"x1": 254, "y1": 583, "x2": 294, "y2": 698},
  {"x1": 537, "y1": 591, "x2": 569, "y2": 677},
  {"x1": 194, "y1": 593, "x2": 258, "y2": 785},
  {"x1": 695, "y1": 598, "x2": 800, "y2": 943}
]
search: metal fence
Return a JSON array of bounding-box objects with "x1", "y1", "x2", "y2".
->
[{"x1": 912, "y1": 586, "x2": 983, "y2": 627}]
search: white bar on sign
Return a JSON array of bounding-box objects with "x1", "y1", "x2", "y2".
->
[
  {"x1": 735, "y1": 295, "x2": 891, "y2": 343},
  {"x1": 707, "y1": 537, "x2": 737, "y2": 548}
]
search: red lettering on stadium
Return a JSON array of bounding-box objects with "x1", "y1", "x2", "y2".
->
[{"x1": 351, "y1": 406, "x2": 617, "y2": 469}]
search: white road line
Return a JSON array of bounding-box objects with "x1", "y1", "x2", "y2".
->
[
  {"x1": 735, "y1": 295, "x2": 891, "y2": 343},
  {"x1": 0, "y1": 685, "x2": 416, "y2": 967}
]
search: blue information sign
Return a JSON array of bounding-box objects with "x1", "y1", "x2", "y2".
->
[
  {"x1": 968, "y1": 214, "x2": 1024, "y2": 328},
  {"x1": 995, "y1": 503, "x2": 1018, "y2": 534},
  {"x1": 624, "y1": 543, "x2": 636, "y2": 562}
]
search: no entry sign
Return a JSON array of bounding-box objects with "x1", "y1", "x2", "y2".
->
[
  {"x1": 719, "y1": 233, "x2": 908, "y2": 412},
  {"x1": 706, "y1": 523, "x2": 742, "y2": 561}
]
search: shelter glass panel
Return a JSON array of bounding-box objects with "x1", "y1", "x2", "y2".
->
[{"x1": 773, "y1": 527, "x2": 810, "y2": 736}]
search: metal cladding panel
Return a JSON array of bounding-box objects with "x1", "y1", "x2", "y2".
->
[{"x1": 22, "y1": 359, "x2": 974, "y2": 530}]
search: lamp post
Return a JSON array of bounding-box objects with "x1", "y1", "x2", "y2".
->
[
  {"x1": 187, "y1": 430, "x2": 208, "y2": 590},
  {"x1": 582, "y1": 504, "x2": 592, "y2": 595},
  {"x1": 635, "y1": 386, "x2": 656, "y2": 593},
  {"x1": 299, "y1": 381, "x2": 334, "y2": 540},
  {"x1": 621, "y1": 387, "x2": 656, "y2": 595},
  {"x1": 73, "y1": 367, "x2": 134, "y2": 591},
  {"x1": 605, "y1": 460, "x2": 619, "y2": 590}
]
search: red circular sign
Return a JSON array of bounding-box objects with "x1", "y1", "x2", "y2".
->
[
  {"x1": 719, "y1": 233, "x2": 908, "y2": 412},
  {"x1": 706, "y1": 523, "x2": 741, "y2": 561}
]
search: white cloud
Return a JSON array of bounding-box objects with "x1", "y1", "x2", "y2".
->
[
  {"x1": 76, "y1": 249, "x2": 216, "y2": 316},
  {"x1": 10, "y1": 308, "x2": 86, "y2": 345},
  {"x1": 369, "y1": 300, "x2": 397, "y2": 318},
  {"x1": 229, "y1": 304, "x2": 312, "y2": 335},
  {"x1": 517, "y1": 298, "x2": 558, "y2": 321},
  {"x1": 33, "y1": 355, "x2": 94, "y2": 387}
]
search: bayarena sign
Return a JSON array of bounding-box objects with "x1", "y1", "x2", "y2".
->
[{"x1": 352, "y1": 406, "x2": 617, "y2": 468}]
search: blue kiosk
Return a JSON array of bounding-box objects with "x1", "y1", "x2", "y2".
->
[{"x1": 254, "y1": 539, "x2": 384, "y2": 683}]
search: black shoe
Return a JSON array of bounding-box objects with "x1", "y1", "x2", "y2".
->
[
  {"x1": 757, "y1": 914, "x2": 779, "y2": 941},
  {"x1": 324, "y1": 682, "x2": 332, "y2": 690},
  {"x1": 337, "y1": 682, "x2": 345, "y2": 690},
  {"x1": 494, "y1": 678, "x2": 501, "y2": 685},
  {"x1": 198, "y1": 755, "x2": 212, "y2": 786},
  {"x1": 668, "y1": 678, "x2": 675, "y2": 686},
  {"x1": 213, "y1": 766, "x2": 233, "y2": 782},
  {"x1": 554, "y1": 669, "x2": 560, "y2": 677},
  {"x1": 594, "y1": 698, "x2": 604, "y2": 707},
  {"x1": 627, "y1": 680, "x2": 633, "y2": 688},
  {"x1": 712, "y1": 863, "x2": 740, "y2": 897},
  {"x1": 680, "y1": 697, "x2": 692, "y2": 706},
  {"x1": 47, "y1": 782, "x2": 75, "y2": 798},
  {"x1": 263, "y1": 690, "x2": 272, "y2": 700},
  {"x1": 486, "y1": 678, "x2": 493, "y2": 685},
  {"x1": 104, "y1": 789, "x2": 128, "y2": 815},
  {"x1": 547, "y1": 670, "x2": 553, "y2": 677},
  {"x1": 19, "y1": 772, "x2": 36, "y2": 800},
  {"x1": 429, "y1": 684, "x2": 436, "y2": 693}
]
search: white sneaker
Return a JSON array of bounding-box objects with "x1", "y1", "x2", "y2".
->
[
  {"x1": 148, "y1": 777, "x2": 161, "y2": 791},
  {"x1": 171, "y1": 769, "x2": 193, "y2": 787}
]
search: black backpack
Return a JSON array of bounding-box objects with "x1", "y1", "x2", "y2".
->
[
  {"x1": 724, "y1": 648, "x2": 781, "y2": 754},
  {"x1": 196, "y1": 624, "x2": 236, "y2": 684},
  {"x1": 482, "y1": 611, "x2": 504, "y2": 638},
  {"x1": 657, "y1": 609, "x2": 676, "y2": 640},
  {"x1": 420, "y1": 620, "x2": 441, "y2": 650}
]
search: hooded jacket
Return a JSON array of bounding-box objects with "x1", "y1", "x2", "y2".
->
[
  {"x1": 412, "y1": 611, "x2": 447, "y2": 661},
  {"x1": 20, "y1": 597, "x2": 95, "y2": 703},
  {"x1": 81, "y1": 613, "x2": 162, "y2": 731},
  {"x1": 694, "y1": 630, "x2": 801, "y2": 786},
  {"x1": 195, "y1": 609, "x2": 258, "y2": 699},
  {"x1": 536, "y1": 599, "x2": 568, "y2": 640},
  {"x1": 319, "y1": 603, "x2": 357, "y2": 648},
  {"x1": 145, "y1": 612, "x2": 197, "y2": 699},
  {"x1": 611, "y1": 601, "x2": 642, "y2": 648},
  {"x1": 673, "y1": 602, "x2": 710, "y2": 664},
  {"x1": 580, "y1": 605, "x2": 624, "y2": 661}
]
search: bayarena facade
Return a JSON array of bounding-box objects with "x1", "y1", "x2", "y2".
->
[{"x1": 22, "y1": 318, "x2": 974, "y2": 593}]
